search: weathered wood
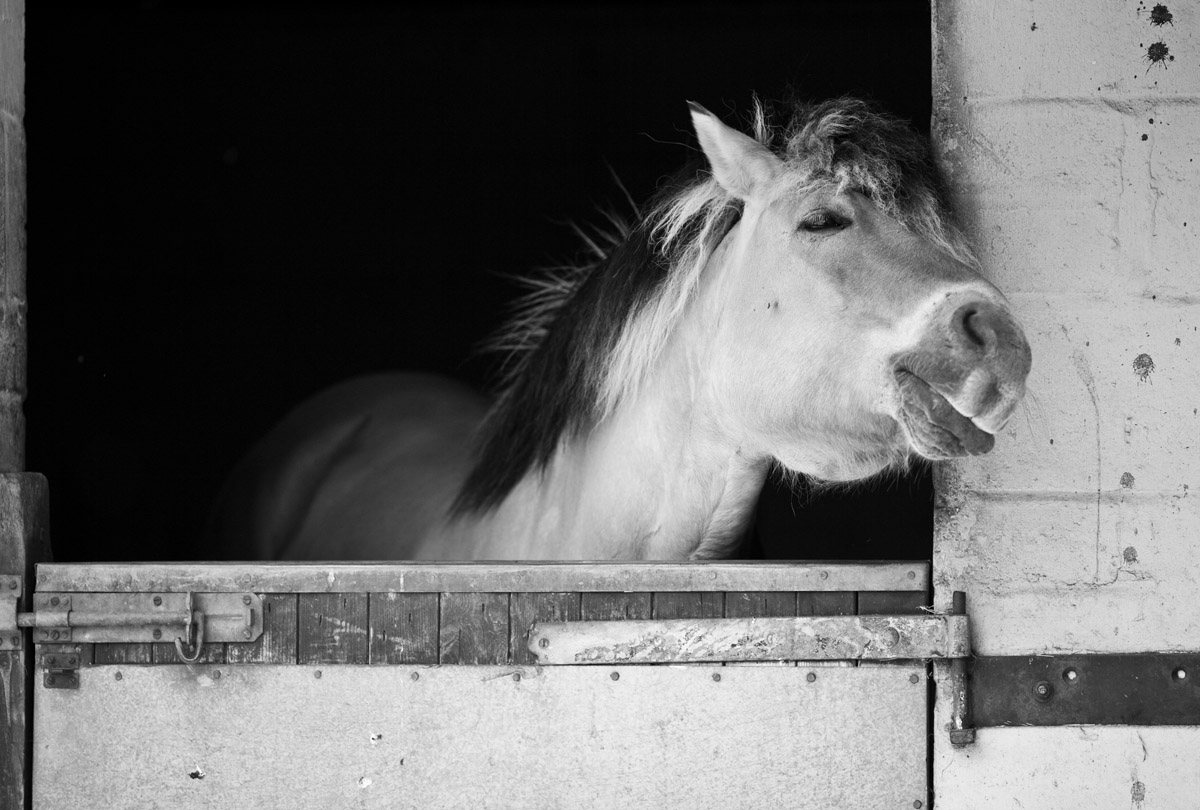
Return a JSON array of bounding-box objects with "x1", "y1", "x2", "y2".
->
[
  {"x1": 724, "y1": 591, "x2": 797, "y2": 618},
  {"x1": 529, "y1": 615, "x2": 971, "y2": 665},
  {"x1": 509, "y1": 592, "x2": 579, "y2": 666},
  {"x1": 33, "y1": 664, "x2": 927, "y2": 809},
  {"x1": 797, "y1": 591, "x2": 856, "y2": 616},
  {"x1": 0, "y1": 472, "x2": 46, "y2": 810},
  {"x1": 93, "y1": 644, "x2": 153, "y2": 666},
  {"x1": 439, "y1": 592, "x2": 509, "y2": 664},
  {"x1": 652, "y1": 591, "x2": 724, "y2": 619},
  {"x1": 34, "y1": 561, "x2": 930, "y2": 594},
  {"x1": 858, "y1": 591, "x2": 927, "y2": 615},
  {"x1": 367, "y1": 592, "x2": 438, "y2": 665},
  {"x1": 298, "y1": 594, "x2": 368, "y2": 665},
  {"x1": 152, "y1": 641, "x2": 225, "y2": 665},
  {"x1": 580, "y1": 591, "x2": 652, "y2": 621},
  {"x1": 227, "y1": 593, "x2": 298, "y2": 664}
]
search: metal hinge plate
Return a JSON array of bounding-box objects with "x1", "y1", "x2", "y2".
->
[
  {"x1": 0, "y1": 575, "x2": 21, "y2": 650},
  {"x1": 528, "y1": 614, "x2": 969, "y2": 664},
  {"x1": 970, "y1": 653, "x2": 1199, "y2": 727}
]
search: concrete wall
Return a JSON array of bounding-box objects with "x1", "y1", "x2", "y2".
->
[{"x1": 932, "y1": 1, "x2": 1200, "y2": 806}]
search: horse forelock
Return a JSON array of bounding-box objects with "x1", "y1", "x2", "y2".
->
[{"x1": 453, "y1": 96, "x2": 972, "y2": 515}]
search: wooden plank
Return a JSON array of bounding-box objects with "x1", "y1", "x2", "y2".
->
[
  {"x1": 93, "y1": 644, "x2": 153, "y2": 666},
  {"x1": 509, "y1": 592, "x2": 579, "y2": 666},
  {"x1": 580, "y1": 592, "x2": 652, "y2": 621},
  {"x1": 652, "y1": 591, "x2": 724, "y2": 619},
  {"x1": 34, "y1": 561, "x2": 930, "y2": 594},
  {"x1": 858, "y1": 591, "x2": 927, "y2": 615},
  {"x1": 152, "y1": 641, "x2": 225, "y2": 665},
  {"x1": 33, "y1": 664, "x2": 927, "y2": 809},
  {"x1": 367, "y1": 593, "x2": 438, "y2": 665},
  {"x1": 529, "y1": 615, "x2": 971, "y2": 665},
  {"x1": 797, "y1": 591, "x2": 856, "y2": 616},
  {"x1": 439, "y1": 593, "x2": 509, "y2": 665},
  {"x1": 227, "y1": 594, "x2": 298, "y2": 664},
  {"x1": 724, "y1": 591, "x2": 797, "y2": 618},
  {"x1": 0, "y1": 473, "x2": 49, "y2": 810},
  {"x1": 298, "y1": 594, "x2": 368, "y2": 665}
]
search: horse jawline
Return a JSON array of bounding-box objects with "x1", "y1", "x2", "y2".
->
[{"x1": 894, "y1": 369, "x2": 995, "y2": 459}]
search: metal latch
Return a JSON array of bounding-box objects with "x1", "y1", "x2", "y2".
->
[
  {"x1": 15, "y1": 591, "x2": 263, "y2": 661},
  {"x1": 41, "y1": 651, "x2": 82, "y2": 689}
]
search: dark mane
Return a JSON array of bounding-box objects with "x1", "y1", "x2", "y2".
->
[{"x1": 453, "y1": 97, "x2": 969, "y2": 515}]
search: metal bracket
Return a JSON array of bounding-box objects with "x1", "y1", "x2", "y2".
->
[
  {"x1": 970, "y1": 653, "x2": 1199, "y2": 727},
  {"x1": 528, "y1": 613, "x2": 970, "y2": 665},
  {"x1": 41, "y1": 650, "x2": 81, "y2": 690}
]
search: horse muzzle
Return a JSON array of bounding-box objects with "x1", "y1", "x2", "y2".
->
[{"x1": 891, "y1": 296, "x2": 1032, "y2": 460}]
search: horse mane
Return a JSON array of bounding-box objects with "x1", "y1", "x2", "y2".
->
[{"x1": 452, "y1": 96, "x2": 974, "y2": 515}]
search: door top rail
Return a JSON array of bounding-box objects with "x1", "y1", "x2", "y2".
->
[{"x1": 34, "y1": 561, "x2": 929, "y2": 594}]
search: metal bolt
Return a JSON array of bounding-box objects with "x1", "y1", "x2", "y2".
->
[
  {"x1": 67, "y1": 657, "x2": 78, "y2": 667},
  {"x1": 152, "y1": 596, "x2": 162, "y2": 607},
  {"x1": 45, "y1": 675, "x2": 55, "y2": 686},
  {"x1": 819, "y1": 571, "x2": 829, "y2": 580},
  {"x1": 914, "y1": 801, "x2": 924, "y2": 809},
  {"x1": 1063, "y1": 668, "x2": 1078, "y2": 683},
  {"x1": 152, "y1": 629, "x2": 162, "y2": 640},
  {"x1": 243, "y1": 629, "x2": 252, "y2": 639},
  {"x1": 1174, "y1": 667, "x2": 1188, "y2": 681},
  {"x1": 50, "y1": 596, "x2": 59, "y2": 606},
  {"x1": 410, "y1": 672, "x2": 419, "y2": 681},
  {"x1": 512, "y1": 673, "x2": 521, "y2": 682},
  {"x1": 806, "y1": 672, "x2": 817, "y2": 683},
  {"x1": 212, "y1": 670, "x2": 221, "y2": 680},
  {"x1": 712, "y1": 673, "x2": 721, "y2": 682},
  {"x1": 47, "y1": 655, "x2": 58, "y2": 666},
  {"x1": 314, "y1": 670, "x2": 322, "y2": 679},
  {"x1": 907, "y1": 571, "x2": 917, "y2": 580},
  {"x1": 538, "y1": 637, "x2": 549, "y2": 649},
  {"x1": 7, "y1": 579, "x2": 16, "y2": 590},
  {"x1": 50, "y1": 630, "x2": 60, "y2": 640},
  {"x1": 114, "y1": 671, "x2": 123, "y2": 681},
  {"x1": 242, "y1": 595, "x2": 252, "y2": 605},
  {"x1": 610, "y1": 672, "x2": 620, "y2": 681},
  {"x1": 909, "y1": 673, "x2": 920, "y2": 684},
  {"x1": 1033, "y1": 680, "x2": 1053, "y2": 701}
]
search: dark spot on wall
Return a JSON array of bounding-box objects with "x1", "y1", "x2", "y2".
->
[
  {"x1": 1120, "y1": 472, "x2": 1135, "y2": 488},
  {"x1": 1123, "y1": 546, "x2": 1138, "y2": 564},
  {"x1": 1144, "y1": 42, "x2": 1173, "y2": 72},
  {"x1": 1149, "y1": 118, "x2": 1155, "y2": 124},
  {"x1": 1131, "y1": 780, "x2": 1147, "y2": 804},
  {"x1": 1031, "y1": 22, "x2": 1038, "y2": 31},
  {"x1": 1132, "y1": 353, "x2": 1156, "y2": 382},
  {"x1": 188, "y1": 768, "x2": 206, "y2": 780},
  {"x1": 1142, "y1": 134, "x2": 1149, "y2": 141},
  {"x1": 1149, "y1": 4, "x2": 1174, "y2": 26},
  {"x1": 1049, "y1": 438, "x2": 1054, "y2": 445},
  {"x1": 1176, "y1": 337, "x2": 1182, "y2": 346}
]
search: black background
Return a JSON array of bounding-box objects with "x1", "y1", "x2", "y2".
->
[{"x1": 26, "y1": 1, "x2": 934, "y2": 563}]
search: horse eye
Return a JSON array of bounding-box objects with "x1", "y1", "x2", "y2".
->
[{"x1": 798, "y1": 211, "x2": 849, "y2": 233}]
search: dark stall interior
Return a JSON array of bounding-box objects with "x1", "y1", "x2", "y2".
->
[{"x1": 26, "y1": 1, "x2": 935, "y2": 563}]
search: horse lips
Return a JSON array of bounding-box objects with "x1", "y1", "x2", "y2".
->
[{"x1": 894, "y1": 369, "x2": 995, "y2": 458}]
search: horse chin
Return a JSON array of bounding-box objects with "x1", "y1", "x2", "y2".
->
[{"x1": 894, "y1": 369, "x2": 995, "y2": 459}]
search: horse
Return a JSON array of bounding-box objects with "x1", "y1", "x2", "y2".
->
[{"x1": 208, "y1": 97, "x2": 1032, "y2": 561}]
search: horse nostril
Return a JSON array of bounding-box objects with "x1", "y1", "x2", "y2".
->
[{"x1": 954, "y1": 304, "x2": 994, "y2": 352}]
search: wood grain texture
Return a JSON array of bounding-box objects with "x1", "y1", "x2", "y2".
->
[
  {"x1": 509, "y1": 592, "x2": 579, "y2": 666},
  {"x1": 227, "y1": 594, "x2": 298, "y2": 664},
  {"x1": 797, "y1": 591, "x2": 856, "y2": 616},
  {"x1": 298, "y1": 594, "x2": 368, "y2": 665},
  {"x1": 858, "y1": 591, "x2": 927, "y2": 615},
  {"x1": 33, "y1": 664, "x2": 927, "y2": 809},
  {"x1": 35, "y1": 561, "x2": 930, "y2": 594},
  {"x1": 580, "y1": 592, "x2": 652, "y2": 621},
  {"x1": 368, "y1": 592, "x2": 438, "y2": 665},
  {"x1": 439, "y1": 592, "x2": 509, "y2": 664},
  {"x1": 652, "y1": 591, "x2": 724, "y2": 619},
  {"x1": 724, "y1": 591, "x2": 797, "y2": 618}
]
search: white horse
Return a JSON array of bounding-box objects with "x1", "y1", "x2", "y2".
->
[{"x1": 209, "y1": 98, "x2": 1032, "y2": 561}]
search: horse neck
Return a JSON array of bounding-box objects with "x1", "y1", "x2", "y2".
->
[{"x1": 467, "y1": 246, "x2": 771, "y2": 561}]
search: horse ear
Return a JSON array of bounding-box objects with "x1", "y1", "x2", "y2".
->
[{"x1": 688, "y1": 101, "x2": 781, "y2": 202}]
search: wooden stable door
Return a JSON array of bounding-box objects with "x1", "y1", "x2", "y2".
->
[{"x1": 23, "y1": 562, "x2": 935, "y2": 809}]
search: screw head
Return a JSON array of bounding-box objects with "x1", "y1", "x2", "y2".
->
[
  {"x1": 242, "y1": 595, "x2": 252, "y2": 605},
  {"x1": 712, "y1": 673, "x2": 721, "y2": 682},
  {"x1": 410, "y1": 671, "x2": 420, "y2": 681},
  {"x1": 152, "y1": 629, "x2": 162, "y2": 640},
  {"x1": 50, "y1": 596, "x2": 59, "y2": 606},
  {"x1": 45, "y1": 675, "x2": 56, "y2": 686},
  {"x1": 1174, "y1": 667, "x2": 1188, "y2": 681},
  {"x1": 50, "y1": 630, "x2": 60, "y2": 640},
  {"x1": 243, "y1": 629, "x2": 252, "y2": 639},
  {"x1": 610, "y1": 672, "x2": 620, "y2": 681},
  {"x1": 314, "y1": 670, "x2": 322, "y2": 679},
  {"x1": 10, "y1": 636, "x2": 18, "y2": 647},
  {"x1": 152, "y1": 596, "x2": 162, "y2": 607},
  {"x1": 7, "y1": 579, "x2": 16, "y2": 590},
  {"x1": 819, "y1": 571, "x2": 829, "y2": 580},
  {"x1": 47, "y1": 655, "x2": 58, "y2": 666},
  {"x1": 1033, "y1": 680, "x2": 1053, "y2": 701},
  {"x1": 114, "y1": 671, "x2": 123, "y2": 681},
  {"x1": 806, "y1": 672, "x2": 817, "y2": 683},
  {"x1": 538, "y1": 637, "x2": 549, "y2": 649},
  {"x1": 909, "y1": 673, "x2": 920, "y2": 684},
  {"x1": 512, "y1": 673, "x2": 521, "y2": 682},
  {"x1": 212, "y1": 670, "x2": 221, "y2": 680}
]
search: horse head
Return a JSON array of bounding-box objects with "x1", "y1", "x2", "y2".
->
[{"x1": 683, "y1": 100, "x2": 1031, "y2": 483}]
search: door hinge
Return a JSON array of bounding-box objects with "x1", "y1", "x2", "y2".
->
[{"x1": 0, "y1": 575, "x2": 21, "y2": 650}]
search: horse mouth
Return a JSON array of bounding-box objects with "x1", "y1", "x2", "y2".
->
[{"x1": 894, "y1": 369, "x2": 995, "y2": 459}]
